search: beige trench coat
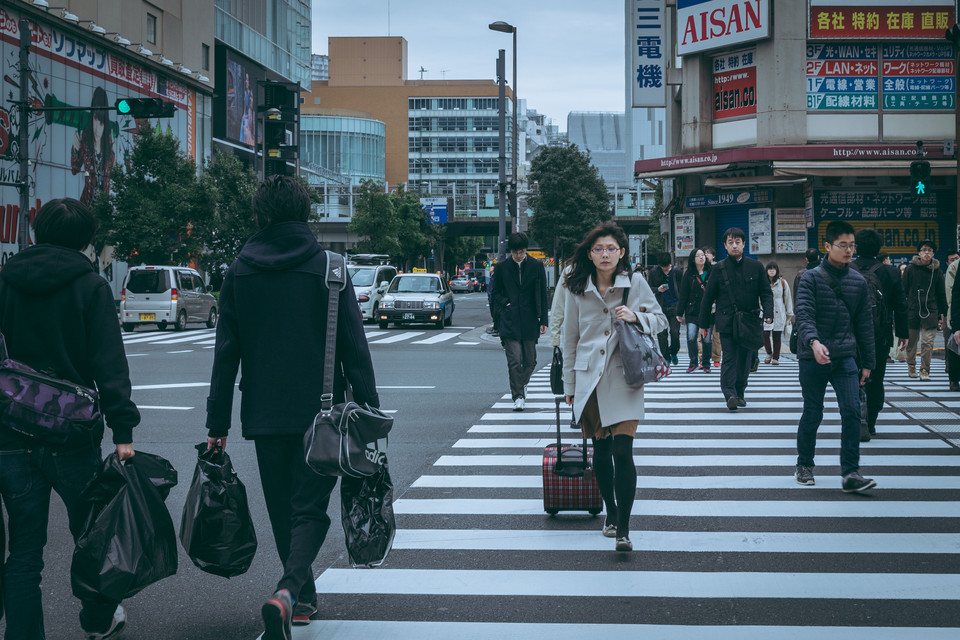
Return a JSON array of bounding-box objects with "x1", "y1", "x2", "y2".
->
[{"x1": 562, "y1": 272, "x2": 667, "y2": 426}]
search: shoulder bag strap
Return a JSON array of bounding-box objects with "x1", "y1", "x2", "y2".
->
[
  {"x1": 321, "y1": 250, "x2": 346, "y2": 412},
  {"x1": 816, "y1": 268, "x2": 858, "y2": 344},
  {"x1": 719, "y1": 261, "x2": 741, "y2": 313}
]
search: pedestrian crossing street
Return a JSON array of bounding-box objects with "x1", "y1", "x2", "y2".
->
[
  {"x1": 289, "y1": 358, "x2": 960, "y2": 639},
  {"x1": 121, "y1": 327, "x2": 482, "y2": 352}
]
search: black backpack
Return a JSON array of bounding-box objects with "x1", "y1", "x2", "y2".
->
[{"x1": 851, "y1": 262, "x2": 891, "y2": 341}]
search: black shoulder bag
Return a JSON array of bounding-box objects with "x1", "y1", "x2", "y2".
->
[
  {"x1": 304, "y1": 251, "x2": 394, "y2": 478},
  {"x1": 718, "y1": 261, "x2": 764, "y2": 351}
]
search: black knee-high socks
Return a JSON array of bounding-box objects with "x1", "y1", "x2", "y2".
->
[{"x1": 592, "y1": 435, "x2": 637, "y2": 537}]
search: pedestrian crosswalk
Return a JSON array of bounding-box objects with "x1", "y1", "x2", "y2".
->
[
  {"x1": 290, "y1": 357, "x2": 960, "y2": 639},
  {"x1": 121, "y1": 327, "x2": 482, "y2": 352}
]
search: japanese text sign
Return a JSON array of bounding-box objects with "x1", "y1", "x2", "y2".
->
[
  {"x1": 632, "y1": 0, "x2": 667, "y2": 107},
  {"x1": 809, "y1": 1, "x2": 956, "y2": 40},
  {"x1": 713, "y1": 49, "x2": 757, "y2": 119}
]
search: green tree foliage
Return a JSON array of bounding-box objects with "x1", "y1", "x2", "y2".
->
[
  {"x1": 200, "y1": 151, "x2": 259, "y2": 278},
  {"x1": 349, "y1": 181, "x2": 439, "y2": 270},
  {"x1": 94, "y1": 125, "x2": 216, "y2": 266},
  {"x1": 527, "y1": 143, "x2": 610, "y2": 274},
  {"x1": 445, "y1": 235, "x2": 484, "y2": 271},
  {"x1": 647, "y1": 180, "x2": 666, "y2": 258}
]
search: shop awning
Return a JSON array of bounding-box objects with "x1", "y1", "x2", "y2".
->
[
  {"x1": 772, "y1": 159, "x2": 956, "y2": 177},
  {"x1": 703, "y1": 175, "x2": 809, "y2": 188}
]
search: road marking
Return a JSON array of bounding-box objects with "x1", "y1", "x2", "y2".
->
[
  {"x1": 137, "y1": 405, "x2": 194, "y2": 410},
  {"x1": 412, "y1": 333, "x2": 461, "y2": 345},
  {"x1": 166, "y1": 350, "x2": 194, "y2": 354},
  {"x1": 450, "y1": 437, "x2": 948, "y2": 449},
  {"x1": 369, "y1": 332, "x2": 425, "y2": 344},
  {"x1": 313, "y1": 568, "x2": 960, "y2": 599},
  {"x1": 392, "y1": 498, "x2": 960, "y2": 518},
  {"x1": 363, "y1": 331, "x2": 388, "y2": 339},
  {"x1": 126, "y1": 353, "x2": 149, "y2": 357},
  {"x1": 132, "y1": 382, "x2": 210, "y2": 390},
  {"x1": 434, "y1": 454, "x2": 960, "y2": 467},
  {"x1": 457, "y1": 342, "x2": 481, "y2": 345},
  {"x1": 123, "y1": 330, "x2": 216, "y2": 345},
  {"x1": 410, "y1": 474, "x2": 960, "y2": 490},
  {"x1": 479, "y1": 411, "x2": 909, "y2": 422},
  {"x1": 391, "y1": 529, "x2": 960, "y2": 554},
  {"x1": 147, "y1": 332, "x2": 219, "y2": 345},
  {"x1": 448, "y1": 326, "x2": 476, "y2": 329},
  {"x1": 195, "y1": 339, "x2": 216, "y2": 345},
  {"x1": 468, "y1": 423, "x2": 931, "y2": 434},
  {"x1": 377, "y1": 386, "x2": 436, "y2": 389}
]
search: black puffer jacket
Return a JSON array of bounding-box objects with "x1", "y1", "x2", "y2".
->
[
  {"x1": 206, "y1": 222, "x2": 379, "y2": 439},
  {"x1": 677, "y1": 268, "x2": 710, "y2": 320},
  {"x1": 795, "y1": 261, "x2": 876, "y2": 370},
  {"x1": 0, "y1": 244, "x2": 139, "y2": 448},
  {"x1": 902, "y1": 256, "x2": 947, "y2": 330}
]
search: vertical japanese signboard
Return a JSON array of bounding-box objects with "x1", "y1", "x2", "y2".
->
[
  {"x1": 632, "y1": 0, "x2": 666, "y2": 107},
  {"x1": 881, "y1": 43, "x2": 955, "y2": 110},
  {"x1": 809, "y1": 1, "x2": 956, "y2": 40},
  {"x1": 775, "y1": 209, "x2": 809, "y2": 253},
  {"x1": 713, "y1": 49, "x2": 757, "y2": 119},
  {"x1": 749, "y1": 208, "x2": 772, "y2": 255},
  {"x1": 806, "y1": 44, "x2": 878, "y2": 110},
  {"x1": 674, "y1": 213, "x2": 696, "y2": 257}
]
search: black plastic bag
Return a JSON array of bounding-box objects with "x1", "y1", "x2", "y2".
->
[
  {"x1": 179, "y1": 443, "x2": 257, "y2": 577},
  {"x1": 71, "y1": 451, "x2": 178, "y2": 602},
  {"x1": 340, "y1": 460, "x2": 395, "y2": 568}
]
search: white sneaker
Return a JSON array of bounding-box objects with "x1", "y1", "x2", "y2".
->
[
  {"x1": 86, "y1": 605, "x2": 126, "y2": 640},
  {"x1": 513, "y1": 397, "x2": 524, "y2": 411}
]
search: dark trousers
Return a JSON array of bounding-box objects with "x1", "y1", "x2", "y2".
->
[
  {"x1": 949, "y1": 347, "x2": 960, "y2": 383},
  {"x1": 862, "y1": 343, "x2": 891, "y2": 430},
  {"x1": 658, "y1": 305, "x2": 681, "y2": 360},
  {"x1": 763, "y1": 330, "x2": 782, "y2": 359},
  {"x1": 255, "y1": 436, "x2": 338, "y2": 605},
  {"x1": 0, "y1": 444, "x2": 118, "y2": 639},
  {"x1": 719, "y1": 333, "x2": 755, "y2": 401},
  {"x1": 502, "y1": 338, "x2": 537, "y2": 400},
  {"x1": 797, "y1": 356, "x2": 862, "y2": 477}
]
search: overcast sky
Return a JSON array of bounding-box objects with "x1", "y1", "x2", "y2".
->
[{"x1": 311, "y1": 0, "x2": 627, "y2": 130}]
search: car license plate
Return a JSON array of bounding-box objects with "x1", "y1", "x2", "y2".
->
[
  {"x1": 403, "y1": 313, "x2": 415, "y2": 320},
  {"x1": 140, "y1": 313, "x2": 156, "y2": 321}
]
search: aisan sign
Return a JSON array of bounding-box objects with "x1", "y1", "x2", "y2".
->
[{"x1": 677, "y1": 0, "x2": 771, "y2": 56}]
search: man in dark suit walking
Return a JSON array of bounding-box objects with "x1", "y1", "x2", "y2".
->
[
  {"x1": 699, "y1": 227, "x2": 774, "y2": 410},
  {"x1": 491, "y1": 232, "x2": 549, "y2": 411}
]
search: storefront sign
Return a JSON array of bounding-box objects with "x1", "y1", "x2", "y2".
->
[
  {"x1": 674, "y1": 213, "x2": 696, "y2": 257},
  {"x1": 677, "y1": 0, "x2": 770, "y2": 56},
  {"x1": 881, "y1": 43, "x2": 955, "y2": 110},
  {"x1": 809, "y1": 1, "x2": 956, "y2": 40},
  {"x1": 685, "y1": 190, "x2": 773, "y2": 208},
  {"x1": 632, "y1": 0, "x2": 667, "y2": 108},
  {"x1": 775, "y1": 209, "x2": 809, "y2": 253},
  {"x1": 748, "y1": 208, "x2": 772, "y2": 254},
  {"x1": 806, "y1": 44, "x2": 879, "y2": 110},
  {"x1": 713, "y1": 49, "x2": 757, "y2": 119}
]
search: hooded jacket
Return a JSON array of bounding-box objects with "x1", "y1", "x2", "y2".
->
[
  {"x1": 851, "y1": 256, "x2": 909, "y2": 347},
  {"x1": 0, "y1": 244, "x2": 139, "y2": 448},
  {"x1": 902, "y1": 256, "x2": 947, "y2": 330},
  {"x1": 205, "y1": 221, "x2": 379, "y2": 439}
]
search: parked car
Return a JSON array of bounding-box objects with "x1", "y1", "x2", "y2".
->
[
  {"x1": 377, "y1": 273, "x2": 455, "y2": 329},
  {"x1": 449, "y1": 275, "x2": 473, "y2": 293},
  {"x1": 463, "y1": 268, "x2": 486, "y2": 292},
  {"x1": 348, "y1": 263, "x2": 398, "y2": 322},
  {"x1": 120, "y1": 266, "x2": 217, "y2": 331}
]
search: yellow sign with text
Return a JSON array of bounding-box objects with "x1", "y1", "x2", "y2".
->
[{"x1": 816, "y1": 220, "x2": 940, "y2": 254}]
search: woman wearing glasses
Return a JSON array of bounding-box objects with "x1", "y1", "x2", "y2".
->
[{"x1": 561, "y1": 221, "x2": 667, "y2": 551}]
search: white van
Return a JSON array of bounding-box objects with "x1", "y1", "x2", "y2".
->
[{"x1": 120, "y1": 266, "x2": 218, "y2": 332}]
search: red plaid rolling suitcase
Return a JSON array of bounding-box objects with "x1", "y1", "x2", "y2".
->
[{"x1": 543, "y1": 396, "x2": 603, "y2": 515}]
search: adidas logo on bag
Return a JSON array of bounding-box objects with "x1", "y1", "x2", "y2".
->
[
  {"x1": 364, "y1": 446, "x2": 385, "y2": 466},
  {"x1": 333, "y1": 266, "x2": 342, "y2": 279}
]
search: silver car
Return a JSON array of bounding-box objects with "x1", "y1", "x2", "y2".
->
[
  {"x1": 449, "y1": 275, "x2": 473, "y2": 293},
  {"x1": 120, "y1": 266, "x2": 217, "y2": 331},
  {"x1": 377, "y1": 273, "x2": 455, "y2": 329}
]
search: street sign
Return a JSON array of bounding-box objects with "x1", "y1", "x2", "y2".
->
[{"x1": 421, "y1": 197, "x2": 448, "y2": 224}]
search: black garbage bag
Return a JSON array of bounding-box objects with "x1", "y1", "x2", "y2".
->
[
  {"x1": 71, "y1": 451, "x2": 179, "y2": 602},
  {"x1": 179, "y1": 443, "x2": 257, "y2": 577},
  {"x1": 340, "y1": 460, "x2": 395, "y2": 568}
]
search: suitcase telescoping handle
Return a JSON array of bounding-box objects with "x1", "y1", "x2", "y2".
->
[{"x1": 554, "y1": 395, "x2": 589, "y2": 477}]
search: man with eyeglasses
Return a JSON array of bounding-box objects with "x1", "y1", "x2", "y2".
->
[
  {"x1": 794, "y1": 220, "x2": 876, "y2": 493},
  {"x1": 902, "y1": 240, "x2": 947, "y2": 381}
]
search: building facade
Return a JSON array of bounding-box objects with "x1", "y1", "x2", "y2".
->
[
  {"x1": 635, "y1": 0, "x2": 959, "y2": 277},
  {"x1": 311, "y1": 53, "x2": 329, "y2": 81}
]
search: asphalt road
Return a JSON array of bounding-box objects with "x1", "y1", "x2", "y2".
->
[{"x1": 12, "y1": 291, "x2": 524, "y2": 640}]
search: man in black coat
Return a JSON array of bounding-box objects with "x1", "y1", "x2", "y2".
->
[
  {"x1": 647, "y1": 251, "x2": 681, "y2": 365},
  {"x1": 794, "y1": 220, "x2": 876, "y2": 493},
  {"x1": 699, "y1": 227, "x2": 774, "y2": 410},
  {"x1": 851, "y1": 228, "x2": 908, "y2": 440},
  {"x1": 491, "y1": 232, "x2": 549, "y2": 411},
  {"x1": 206, "y1": 176, "x2": 379, "y2": 637}
]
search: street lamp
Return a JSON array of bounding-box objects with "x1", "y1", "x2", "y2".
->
[{"x1": 489, "y1": 21, "x2": 518, "y2": 231}]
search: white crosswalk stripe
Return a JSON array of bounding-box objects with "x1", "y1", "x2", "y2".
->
[{"x1": 294, "y1": 357, "x2": 960, "y2": 639}]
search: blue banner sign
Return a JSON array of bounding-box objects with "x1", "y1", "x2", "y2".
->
[
  {"x1": 421, "y1": 197, "x2": 448, "y2": 224},
  {"x1": 685, "y1": 190, "x2": 773, "y2": 209}
]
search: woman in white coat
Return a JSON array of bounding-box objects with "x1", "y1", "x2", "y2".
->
[
  {"x1": 562, "y1": 221, "x2": 667, "y2": 551},
  {"x1": 762, "y1": 261, "x2": 793, "y2": 365}
]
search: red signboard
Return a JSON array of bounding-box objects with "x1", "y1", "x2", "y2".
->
[
  {"x1": 713, "y1": 49, "x2": 757, "y2": 119},
  {"x1": 809, "y1": 5, "x2": 956, "y2": 40}
]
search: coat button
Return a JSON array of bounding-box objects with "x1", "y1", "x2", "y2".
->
[
  {"x1": 603, "y1": 308, "x2": 609, "y2": 314},
  {"x1": 600, "y1": 349, "x2": 605, "y2": 355},
  {"x1": 604, "y1": 330, "x2": 610, "y2": 336}
]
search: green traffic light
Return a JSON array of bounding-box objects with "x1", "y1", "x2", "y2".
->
[
  {"x1": 117, "y1": 99, "x2": 132, "y2": 114},
  {"x1": 916, "y1": 181, "x2": 926, "y2": 195}
]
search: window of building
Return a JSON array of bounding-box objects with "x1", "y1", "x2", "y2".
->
[
  {"x1": 146, "y1": 13, "x2": 157, "y2": 44},
  {"x1": 472, "y1": 137, "x2": 498, "y2": 152},
  {"x1": 202, "y1": 43, "x2": 210, "y2": 71},
  {"x1": 408, "y1": 117, "x2": 431, "y2": 132},
  {"x1": 408, "y1": 98, "x2": 431, "y2": 110},
  {"x1": 409, "y1": 137, "x2": 431, "y2": 153},
  {"x1": 473, "y1": 98, "x2": 498, "y2": 111},
  {"x1": 474, "y1": 159, "x2": 499, "y2": 174},
  {"x1": 438, "y1": 117, "x2": 466, "y2": 131},
  {"x1": 438, "y1": 159, "x2": 468, "y2": 174},
  {"x1": 471, "y1": 117, "x2": 499, "y2": 131},
  {"x1": 437, "y1": 137, "x2": 467, "y2": 152},
  {"x1": 437, "y1": 98, "x2": 467, "y2": 110}
]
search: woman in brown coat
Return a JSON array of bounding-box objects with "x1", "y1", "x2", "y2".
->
[{"x1": 561, "y1": 221, "x2": 667, "y2": 551}]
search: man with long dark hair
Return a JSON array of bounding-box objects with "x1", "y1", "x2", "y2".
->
[{"x1": 698, "y1": 228, "x2": 773, "y2": 410}]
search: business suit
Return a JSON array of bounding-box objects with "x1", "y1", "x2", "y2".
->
[
  {"x1": 491, "y1": 255, "x2": 549, "y2": 400},
  {"x1": 699, "y1": 255, "x2": 774, "y2": 404}
]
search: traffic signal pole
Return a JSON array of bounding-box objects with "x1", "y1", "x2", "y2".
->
[{"x1": 18, "y1": 20, "x2": 31, "y2": 252}]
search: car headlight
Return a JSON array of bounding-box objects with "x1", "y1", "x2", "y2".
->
[
  {"x1": 423, "y1": 301, "x2": 440, "y2": 309},
  {"x1": 380, "y1": 299, "x2": 395, "y2": 309}
]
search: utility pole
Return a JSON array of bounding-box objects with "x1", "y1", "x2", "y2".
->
[
  {"x1": 496, "y1": 49, "x2": 507, "y2": 262},
  {"x1": 18, "y1": 19, "x2": 31, "y2": 252}
]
